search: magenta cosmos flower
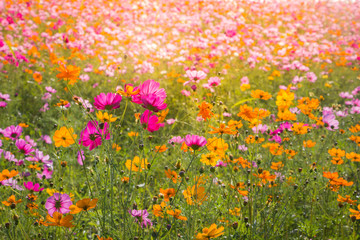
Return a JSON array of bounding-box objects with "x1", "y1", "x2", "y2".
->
[
  {"x1": 79, "y1": 121, "x2": 110, "y2": 150},
  {"x1": 94, "y1": 92, "x2": 122, "y2": 110},
  {"x1": 15, "y1": 139, "x2": 34, "y2": 155},
  {"x1": 132, "y1": 80, "x2": 167, "y2": 112},
  {"x1": 2, "y1": 125, "x2": 22, "y2": 140},
  {"x1": 45, "y1": 193, "x2": 72, "y2": 217},
  {"x1": 129, "y1": 209, "x2": 152, "y2": 228},
  {"x1": 140, "y1": 110, "x2": 164, "y2": 132},
  {"x1": 23, "y1": 181, "x2": 44, "y2": 192},
  {"x1": 184, "y1": 135, "x2": 207, "y2": 150}
]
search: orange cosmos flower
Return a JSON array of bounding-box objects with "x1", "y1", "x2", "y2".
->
[
  {"x1": 2, "y1": 195, "x2": 22, "y2": 207},
  {"x1": 291, "y1": 123, "x2": 311, "y2": 135},
  {"x1": 112, "y1": 143, "x2": 121, "y2": 152},
  {"x1": 200, "y1": 152, "x2": 219, "y2": 166},
  {"x1": 159, "y1": 188, "x2": 176, "y2": 202},
  {"x1": 183, "y1": 185, "x2": 208, "y2": 205},
  {"x1": 53, "y1": 126, "x2": 77, "y2": 148},
  {"x1": 251, "y1": 89, "x2": 272, "y2": 100},
  {"x1": 303, "y1": 140, "x2": 316, "y2": 148},
  {"x1": 233, "y1": 157, "x2": 251, "y2": 168},
  {"x1": 157, "y1": 109, "x2": 169, "y2": 123},
  {"x1": 18, "y1": 123, "x2": 29, "y2": 128},
  {"x1": 253, "y1": 170, "x2": 276, "y2": 184},
  {"x1": 165, "y1": 169, "x2": 179, "y2": 183},
  {"x1": 195, "y1": 224, "x2": 224, "y2": 240},
  {"x1": 125, "y1": 156, "x2": 148, "y2": 172},
  {"x1": 208, "y1": 123, "x2": 236, "y2": 135},
  {"x1": 128, "y1": 131, "x2": 139, "y2": 137},
  {"x1": 45, "y1": 212, "x2": 75, "y2": 228},
  {"x1": 270, "y1": 161, "x2": 284, "y2": 170},
  {"x1": 33, "y1": 72, "x2": 42, "y2": 83},
  {"x1": 96, "y1": 111, "x2": 117, "y2": 123},
  {"x1": 337, "y1": 195, "x2": 357, "y2": 205},
  {"x1": 56, "y1": 63, "x2": 80, "y2": 85},
  {"x1": 331, "y1": 157, "x2": 344, "y2": 165},
  {"x1": 206, "y1": 137, "x2": 228, "y2": 158},
  {"x1": 154, "y1": 145, "x2": 168, "y2": 153},
  {"x1": 328, "y1": 148, "x2": 345, "y2": 158},
  {"x1": 350, "y1": 205, "x2": 360, "y2": 220},
  {"x1": 227, "y1": 120, "x2": 243, "y2": 131},
  {"x1": 69, "y1": 198, "x2": 98, "y2": 214},
  {"x1": 346, "y1": 152, "x2": 360, "y2": 162},
  {"x1": 198, "y1": 101, "x2": 214, "y2": 120},
  {"x1": 167, "y1": 209, "x2": 187, "y2": 221},
  {"x1": 0, "y1": 169, "x2": 19, "y2": 181},
  {"x1": 116, "y1": 84, "x2": 140, "y2": 97}
]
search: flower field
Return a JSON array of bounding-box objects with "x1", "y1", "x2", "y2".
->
[{"x1": 1, "y1": 0, "x2": 360, "y2": 239}]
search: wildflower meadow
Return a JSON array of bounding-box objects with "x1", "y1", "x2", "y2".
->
[{"x1": 1, "y1": 0, "x2": 360, "y2": 239}]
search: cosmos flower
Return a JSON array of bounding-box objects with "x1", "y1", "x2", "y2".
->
[
  {"x1": 45, "y1": 193, "x2": 72, "y2": 217},
  {"x1": 94, "y1": 93, "x2": 122, "y2": 110}
]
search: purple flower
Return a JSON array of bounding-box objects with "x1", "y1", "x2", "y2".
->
[
  {"x1": 79, "y1": 121, "x2": 110, "y2": 151},
  {"x1": 94, "y1": 93, "x2": 122, "y2": 110},
  {"x1": 184, "y1": 135, "x2": 207, "y2": 150},
  {"x1": 129, "y1": 209, "x2": 153, "y2": 228},
  {"x1": 45, "y1": 193, "x2": 72, "y2": 217},
  {"x1": 2, "y1": 125, "x2": 22, "y2": 140},
  {"x1": 15, "y1": 139, "x2": 34, "y2": 155},
  {"x1": 23, "y1": 181, "x2": 44, "y2": 192},
  {"x1": 140, "y1": 110, "x2": 164, "y2": 132}
]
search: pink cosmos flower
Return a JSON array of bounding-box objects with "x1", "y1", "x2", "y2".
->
[
  {"x1": 94, "y1": 93, "x2": 122, "y2": 110},
  {"x1": 208, "y1": 77, "x2": 221, "y2": 87},
  {"x1": 252, "y1": 124, "x2": 268, "y2": 134},
  {"x1": 184, "y1": 135, "x2": 207, "y2": 150},
  {"x1": 0, "y1": 101, "x2": 6, "y2": 107},
  {"x1": 181, "y1": 90, "x2": 191, "y2": 96},
  {"x1": 129, "y1": 209, "x2": 152, "y2": 228},
  {"x1": 238, "y1": 145, "x2": 248, "y2": 152},
  {"x1": 166, "y1": 119, "x2": 176, "y2": 125},
  {"x1": 322, "y1": 111, "x2": 339, "y2": 131},
  {"x1": 45, "y1": 86, "x2": 56, "y2": 93},
  {"x1": 41, "y1": 135, "x2": 52, "y2": 144},
  {"x1": 23, "y1": 181, "x2": 44, "y2": 192},
  {"x1": 0, "y1": 93, "x2": 11, "y2": 101},
  {"x1": 77, "y1": 150, "x2": 85, "y2": 165},
  {"x1": 132, "y1": 80, "x2": 167, "y2": 112},
  {"x1": 306, "y1": 72, "x2": 317, "y2": 83},
  {"x1": 186, "y1": 70, "x2": 207, "y2": 82},
  {"x1": 1, "y1": 178, "x2": 23, "y2": 191},
  {"x1": 37, "y1": 167, "x2": 53, "y2": 180},
  {"x1": 45, "y1": 193, "x2": 72, "y2": 217},
  {"x1": 140, "y1": 110, "x2": 164, "y2": 132},
  {"x1": 169, "y1": 136, "x2": 184, "y2": 145},
  {"x1": 79, "y1": 121, "x2": 110, "y2": 151},
  {"x1": 240, "y1": 76, "x2": 249, "y2": 84},
  {"x1": 15, "y1": 139, "x2": 34, "y2": 155},
  {"x1": 2, "y1": 125, "x2": 22, "y2": 140}
]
